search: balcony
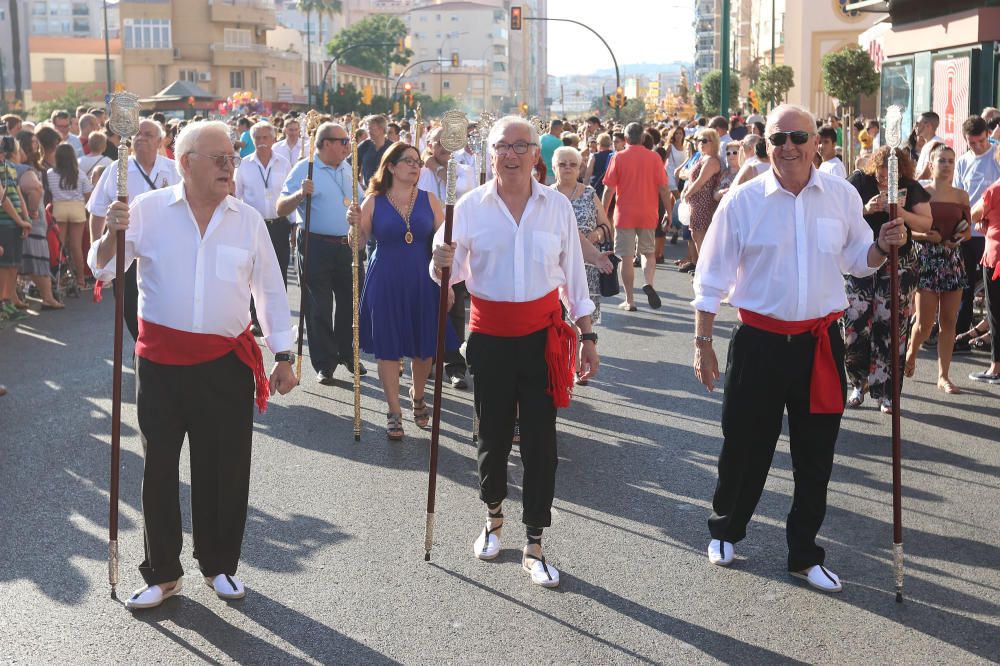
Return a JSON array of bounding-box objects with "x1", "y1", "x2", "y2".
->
[
  {"x1": 210, "y1": 42, "x2": 299, "y2": 69},
  {"x1": 209, "y1": 0, "x2": 277, "y2": 29}
]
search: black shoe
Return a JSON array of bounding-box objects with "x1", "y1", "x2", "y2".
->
[
  {"x1": 340, "y1": 358, "x2": 368, "y2": 376},
  {"x1": 669, "y1": 231, "x2": 679, "y2": 245},
  {"x1": 643, "y1": 284, "x2": 662, "y2": 309},
  {"x1": 953, "y1": 340, "x2": 972, "y2": 355},
  {"x1": 632, "y1": 256, "x2": 641, "y2": 267},
  {"x1": 316, "y1": 369, "x2": 336, "y2": 385},
  {"x1": 448, "y1": 373, "x2": 468, "y2": 389}
]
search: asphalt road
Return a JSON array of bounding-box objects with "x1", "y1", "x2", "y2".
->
[{"x1": 1, "y1": 244, "x2": 999, "y2": 664}]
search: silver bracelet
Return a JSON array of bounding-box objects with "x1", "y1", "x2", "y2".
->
[{"x1": 694, "y1": 335, "x2": 713, "y2": 343}]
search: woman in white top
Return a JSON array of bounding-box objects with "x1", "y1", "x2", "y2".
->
[{"x1": 48, "y1": 143, "x2": 93, "y2": 289}]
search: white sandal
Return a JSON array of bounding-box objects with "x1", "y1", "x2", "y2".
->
[
  {"x1": 124, "y1": 577, "x2": 183, "y2": 610},
  {"x1": 790, "y1": 564, "x2": 842, "y2": 593},
  {"x1": 473, "y1": 513, "x2": 503, "y2": 560},
  {"x1": 204, "y1": 573, "x2": 246, "y2": 600},
  {"x1": 522, "y1": 552, "x2": 560, "y2": 588}
]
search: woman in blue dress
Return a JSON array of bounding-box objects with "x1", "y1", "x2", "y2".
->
[{"x1": 349, "y1": 142, "x2": 457, "y2": 440}]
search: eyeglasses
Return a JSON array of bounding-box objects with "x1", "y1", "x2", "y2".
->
[
  {"x1": 494, "y1": 141, "x2": 537, "y2": 155},
  {"x1": 767, "y1": 131, "x2": 812, "y2": 146},
  {"x1": 395, "y1": 157, "x2": 423, "y2": 167},
  {"x1": 556, "y1": 162, "x2": 580, "y2": 168},
  {"x1": 188, "y1": 152, "x2": 241, "y2": 168},
  {"x1": 725, "y1": 151, "x2": 740, "y2": 156},
  {"x1": 696, "y1": 138, "x2": 710, "y2": 144},
  {"x1": 321, "y1": 137, "x2": 350, "y2": 146}
]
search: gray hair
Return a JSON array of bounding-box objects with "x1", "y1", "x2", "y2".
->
[
  {"x1": 764, "y1": 104, "x2": 817, "y2": 136},
  {"x1": 315, "y1": 121, "x2": 347, "y2": 144},
  {"x1": 79, "y1": 113, "x2": 99, "y2": 133},
  {"x1": 741, "y1": 134, "x2": 761, "y2": 150},
  {"x1": 250, "y1": 120, "x2": 277, "y2": 141},
  {"x1": 487, "y1": 115, "x2": 539, "y2": 156},
  {"x1": 139, "y1": 118, "x2": 166, "y2": 140},
  {"x1": 174, "y1": 120, "x2": 232, "y2": 177},
  {"x1": 625, "y1": 122, "x2": 643, "y2": 145},
  {"x1": 552, "y1": 145, "x2": 581, "y2": 167}
]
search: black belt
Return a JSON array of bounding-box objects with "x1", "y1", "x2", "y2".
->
[
  {"x1": 264, "y1": 216, "x2": 289, "y2": 225},
  {"x1": 308, "y1": 232, "x2": 350, "y2": 245}
]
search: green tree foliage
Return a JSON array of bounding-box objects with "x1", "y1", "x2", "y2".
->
[
  {"x1": 700, "y1": 70, "x2": 739, "y2": 117},
  {"x1": 31, "y1": 85, "x2": 104, "y2": 121},
  {"x1": 327, "y1": 14, "x2": 412, "y2": 76},
  {"x1": 821, "y1": 46, "x2": 879, "y2": 108},
  {"x1": 753, "y1": 64, "x2": 795, "y2": 109}
]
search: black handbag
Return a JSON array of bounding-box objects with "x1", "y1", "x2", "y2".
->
[{"x1": 595, "y1": 223, "x2": 621, "y2": 298}]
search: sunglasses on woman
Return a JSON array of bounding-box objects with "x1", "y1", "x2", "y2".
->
[{"x1": 767, "y1": 131, "x2": 812, "y2": 146}]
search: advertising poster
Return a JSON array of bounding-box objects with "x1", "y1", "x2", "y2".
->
[
  {"x1": 880, "y1": 59, "x2": 914, "y2": 139},
  {"x1": 932, "y1": 54, "x2": 971, "y2": 156}
]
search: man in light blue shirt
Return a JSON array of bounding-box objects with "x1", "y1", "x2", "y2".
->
[
  {"x1": 539, "y1": 119, "x2": 563, "y2": 184},
  {"x1": 953, "y1": 115, "x2": 1000, "y2": 343},
  {"x1": 277, "y1": 121, "x2": 365, "y2": 383}
]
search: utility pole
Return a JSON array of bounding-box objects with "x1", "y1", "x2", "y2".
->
[
  {"x1": 771, "y1": 0, "x2": 776, "y2": 67},
  {"x1": 102, "y1": 0, "x2": 112, "y2": 94},
  {"x1": 720, "y1": 0, "x2": 731, "y2": 117}
]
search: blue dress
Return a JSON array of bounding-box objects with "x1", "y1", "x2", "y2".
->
[{"x1": 360, "y1": 189, "x2": 458, "y2": 360}]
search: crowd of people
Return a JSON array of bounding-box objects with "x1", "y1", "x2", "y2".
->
[{"x1": 0, "y1": 96, "x2": 997, "y2": 602}]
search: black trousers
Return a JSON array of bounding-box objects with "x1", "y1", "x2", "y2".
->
[
  {"x1": 467, "y1": 329, "x2": 557, "y2": 527},
  {"x1": 251, "y1": 217, "x2": 292, "y2": 326},
  {"x1": 708, "y1": 322, "x2": 846, "y2": 572},
  {"x1": 113, "y1": 264, "x2": 139, "y2": 341},
  {"x1": 957, "y1": 236, "x2": 986, "y2": 334},
  {"x1": 445, "y1": 282, "x2": 468, "y2": 376},
  {"x1": 297, "y1": 230, "x2": 364, "y2": 373},
  {"x1": 135, "y1": 352, "x2": 254, "y2": 585},
  {"x1": 984, "y1": 264, "x2": 1000, "y2": 363}
]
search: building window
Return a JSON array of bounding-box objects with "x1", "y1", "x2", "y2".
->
[
  {"x1": 31, "y1": 19, "x2": 46, "y2": 33},
  {"x1": 442, "y1": 80, "x2": 450, "y2": 90},
  {"x1": 224, "y1": 28, "x2": 252, "y2": 47},
  {"x1": 179, "y1": 69, "x2": 198, "y2": 83},
  {"x1": 94, "y1": 59, "x2": 115, "y2": 83},
  {"x1": 31, "y1": 2, "x2": 45, "y2": 16},
  {"x1": 72, "y1": 2, "x2": 87, "y2": 16},
  {"x1": 123, "y1": 18, "x2": 171, "y2": 49},
  {"x1": 230, "y1": 70, "x2": 244, "y2": 89},
  {"x1": 493, "y1": 9, "x2": 503, "y2": 22},
  {"x1": 493, "y1": 62, "x2": 505, "y2": 72},
  {"x1": 73, "y1": 17, "x2": 89, "y2": 32},
  {"x1": 43, "y1": 58, "x2": 65, "y2": 82}
]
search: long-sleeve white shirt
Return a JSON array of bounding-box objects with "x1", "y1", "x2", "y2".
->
[
  {"x1": 432, "y1": 178, "x2": 595, "y2": 322},
  {"x1": 87, "y1": 183, "x2": 295, "y2": 354},
  {"x1": 235, "y1": 151, "x2": 291, "y2": 220},
  {"x1": 692, "y1": 167, "x2": 879, "y2": 321},
  {"x1": 273, "y1": 138, "x2": 305, "y2": 171}
]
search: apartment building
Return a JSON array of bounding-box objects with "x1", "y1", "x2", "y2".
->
[
  {"x1": 27, "y1": 0, "x2": 119, "y2": 38},
  {"x1": 28, "y1": 35, "x2": 120, "y2": 103},
  {"x1": 118, "y1": 0, "x2": 304, "y2": 105}
]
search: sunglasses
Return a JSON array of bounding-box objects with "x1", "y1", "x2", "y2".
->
[
  {"x1": 726, "y1": 150, "x2": 740, "y2": 156},
  {"x1": 557, "y1": 162, "x2": 580, "y2": 168},
  {"x1": 189, "y1": 152, "x2": 241, "y2": 168},
  {"x1": 767, "y1": 131, "x2": 812, "y2": 146},
  {"x1": 696, "y1": 138, "x2": 711, "y2": 144},
  {"x1": 321, "y1": 137, "x2": 350, "y2": 146}
]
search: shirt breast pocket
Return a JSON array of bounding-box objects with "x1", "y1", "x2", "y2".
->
[
  {"x1": 816, "y1": 217, "x2": 845, "y2": 254},
  {"x1": 531, "y1": 230, "x2": 561, "y2": 265},
  {"x1": 216, "y1": 245, "x2": 251, "y2": 283}
]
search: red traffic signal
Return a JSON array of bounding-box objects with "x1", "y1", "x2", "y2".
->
[
  {"x1": 404, "y1": 82, "x2": 413, "y2": 92},
  {"x1": 510, "y1": 6, "x2": 522, "y2": 30}
]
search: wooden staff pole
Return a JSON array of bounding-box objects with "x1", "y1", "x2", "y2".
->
[
  {"x1": 295, "y1": 114, "x2": 320, "y2": 379},
  {"x1": 351, "y1": 136, "x2": 362, "y2": 442}
]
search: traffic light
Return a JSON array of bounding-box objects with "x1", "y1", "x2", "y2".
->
[
  {"x1": 607, "y1": 94, "x2": 616, "y2": 109},
  {"x1": 451, "y1": 52, "x2": 460, "y2": 67},
  {"x1": 397, "y1": 37, "x2": 406, "y2": 54},
  {"x1": 510, "y1": 6, "x2": 522, "y2": 30},
  {"x1": 521, "y1": 102, "x2": 529, "y2": 115},
  {"x1": 362, "y1": 85, "x2": 374, "y2": 105},
  {"x1": 323, "y1": 90, "x2": 329, "y2": 107},
  {"x1": 748, "y1": 89, "x2": 759, "y2": 112},
  {"x1": 186, "y1": 96, "x2": 195, "y2": 109},
  {"x1": 615, "y1": 86, "x2": 626, "y2": 109}
]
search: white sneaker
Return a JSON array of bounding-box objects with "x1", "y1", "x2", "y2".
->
[
  {"x1": 472, "y1": 518, "x2": 503, "y2": 560},
  {"x1": 204, "y1": 574, "x2": 246, "y2": 600},
  {"x1": 124, "y1": 577, "x2": 183, "y2": 610},
  {"x1": 707, "y1": 539, "x2": 735, "y2": 566},
  {"x1": 522, "y1": 553, "x2": 560, "y2": 588},
  {"x1": 790, "y1": 564, "x2": 843, "y2": 593}
]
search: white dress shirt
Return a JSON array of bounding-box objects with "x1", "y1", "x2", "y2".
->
[
  {"x1": 87, "y1": 184, "x2": 295, "y2": 354},
  {"x1": 818, "y1": 156, "x2": 847, "y2": 179},
  {"x1": 273, "y1": 138, "x2": 305, "y2": 171},
  {"x1": 418, "y1": 161, "x2": 477, "y2": 203},
  {"x1": 915, "y1": 134, "x2": 943, "y2": 177},
  {"x1": 235, "y1": 151, "x2": 291, "y2": 220},
  {"x1": 432, "y1": 178, "x2": 595, "y2": 322},
  {"x1": 87, "y1": 155, "x2": 180, "y2": 217},
  {"x1": 453, "y1": 149, "x2": 476, "y2": 168},
  {"x1": 692, "y1": 168, "x2": 878, "y2": 321}
]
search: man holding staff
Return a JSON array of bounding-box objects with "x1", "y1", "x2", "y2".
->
[
  {"x1": 691, "y1": 105, "x2": 908, "y2": 593},
  {"x1": 88, "y1": 120, "x2": 298, "y2": 610},
  {"x1": 278, "y1": 122, "x2": 365, "y2": 384},
  {"x1": 431, "y1": 115, "x2": 599, "y2": 588}
]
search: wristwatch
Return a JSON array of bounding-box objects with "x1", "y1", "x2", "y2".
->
[
  {"x1": 274, "y1": 351, "x2": 295, "y2": 364},
  {"x1": 873, "y1": 241, "x2": 889, "y2": 257},
  {"x1": 580, "y1": 332, "x2": 598, "y2": 344}
]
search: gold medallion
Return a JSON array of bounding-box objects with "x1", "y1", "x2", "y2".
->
[
  {"x1": 343, "y1": 197, "x2": 351, "y2": 207},
  {"x1": 404, "y1": 231, "x2": 414, "y2": 244}
]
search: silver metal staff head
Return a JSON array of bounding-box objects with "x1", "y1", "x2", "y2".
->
[
  {"x1": 884, "y1": 105, "x2": 903, "y2": 150},
  {"x1": 439, "y1": 110, "x2": 470, "y2": 154},
  {"x1": 107, "y1": 91, "x2": 141, "y2": 140}
]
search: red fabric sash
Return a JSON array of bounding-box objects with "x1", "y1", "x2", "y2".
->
[
  {"x1": 469, "y1": 290, "x2": 577, "y2": 409},
  {"x1": 737, "y1": 308, "x2": 844, "y2": 415},
  {"x1": 135, "y1": 318, "x2": 270, "y2": 414}
]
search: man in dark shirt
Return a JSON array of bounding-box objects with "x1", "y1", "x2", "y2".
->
[{"x1": 356, "y1": 115, "x2": 393, "y2": 189}]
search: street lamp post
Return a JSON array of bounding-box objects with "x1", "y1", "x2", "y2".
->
[
  {"x1": 720, "y1": 0, "x2": 731, "y2": 117},
  {"x1": 102, "y1": 0, "x2": 112, "y2": 94}
]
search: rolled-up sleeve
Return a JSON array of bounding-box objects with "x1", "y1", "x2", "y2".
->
[
  {"x1": 691, "y1": 198, "x2": 739, "y2": 314},
  {"x1": 429, "y1": 199, "x2": 470, "y2": 287}
]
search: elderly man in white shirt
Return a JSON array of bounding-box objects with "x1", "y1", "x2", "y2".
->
[
  {"x1": 419, "y1": 126, "x2": 478, "y2": 389},
  {"x1": 89, "y1": 120, "x2": 297, "y2": 611},
  {"x1": 87, "y1": 119, "x2": 180, "y2": 340},
  {"x1": 236, "y1": 120, "x2": 292, "y2": 335},
  {"x1": 692, "y1": 104, "x2": 908, "y2": 593},
  {"x1": 432, "y1": 116, "x2": 598, "y2": 589},
  {"x1": 273, "y1": 116, "x2": 305, "y2": 168}
]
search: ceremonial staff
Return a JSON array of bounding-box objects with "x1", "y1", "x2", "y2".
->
[
  {"x1": 350, "y1": 134, "x2": 362, "y2": 442},
  {"x1": 413, "y1": 103, "x2": 423, "y2": 151},
  {"x1": 105, "y1": 90, "x2": 141, "y2": 600},
  {"x1": 424, "y1": 110, "x2": 469, "y2": 561},
  {"x1": 885, "y1": 105, "x2": 905, "y2": 603},
  {"x1": 295, "y1": 111, "x2": 322, "y2": 379}
]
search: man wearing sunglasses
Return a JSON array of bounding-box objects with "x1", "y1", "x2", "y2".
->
[
  {"x1": 89, "y1": 120, "x2": 298, "y2": 610},
  {"x1": 278, "y1": 122, "x2": 366, "y2": 385},
  {"x1": 692, "y1": 104, "x2": 908, "y2": 594}
]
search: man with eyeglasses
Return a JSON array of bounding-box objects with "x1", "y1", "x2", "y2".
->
[
  {"x1": 236, "y1": 121, "x2": 293, "y2": 337},
  {"x1": 431, "y1": 116, "x2": 598, "y2": 589},
  {"x1": 89, "y1": 120, "x2": 298, "y2": 610},
  {"x1": 692, "y1": 104, "x2": 908, "y2": 593},
  {"x1": 278, "y1": 122, "x2": 366, "y2": 384},
  {"x1": 88, "y1": 119, "x2": 179, "y2": 340},
  {"x1": 49, "y1": 109, "x2": 84, "y2": 158}
]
